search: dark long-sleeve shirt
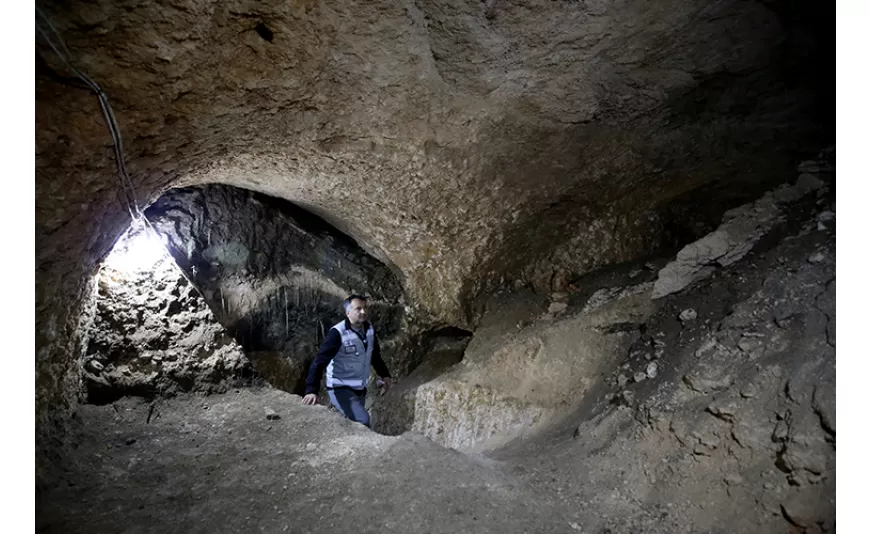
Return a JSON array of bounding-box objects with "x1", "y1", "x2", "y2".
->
[{"x1": 304, "y1": 321, "x2": 391, "y2": 395}]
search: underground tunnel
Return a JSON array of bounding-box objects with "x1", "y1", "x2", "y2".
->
[
  {"x1": 79, "y1": 184, "x2": 472, "y2": 407},
  {"x1": 35, "y1": 0, "x2": 835, "y2": 532}
]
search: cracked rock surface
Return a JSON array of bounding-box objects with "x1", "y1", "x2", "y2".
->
[{"x1": 486, "y1": 159, "x2": 836, "y2": 533}]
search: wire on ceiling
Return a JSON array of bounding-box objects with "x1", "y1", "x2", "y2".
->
[
  {"x1": 35, "y1": 6, "x2": 205, "y2": 291},
  {"x1": 35, "y1": 4, "x2": 141, "y2": 221}
]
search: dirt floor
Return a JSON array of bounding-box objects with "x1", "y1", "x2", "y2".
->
[{"x1": 36, "y1": 388, "x2": 581, "y2": 534}]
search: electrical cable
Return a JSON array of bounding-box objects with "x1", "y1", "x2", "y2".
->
[
  {"x1": 36, "y1": 5, "x2": 141, "y2": 220},
  {"x1": 36, "y1": 6, "x2": 204, "y2": 293}
]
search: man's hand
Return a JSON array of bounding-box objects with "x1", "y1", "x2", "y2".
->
[
  {"x1": 301, "y1": 394, "x2": 317, "y2": 405},
  {"x1": 379, "y1": 377, "x2": 393, "y2": 396}
]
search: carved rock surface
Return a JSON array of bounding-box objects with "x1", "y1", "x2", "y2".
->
[{"x1": 36, "y1": 0, "x2": 832, "y2": 486}]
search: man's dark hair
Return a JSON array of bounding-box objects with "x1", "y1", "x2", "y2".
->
[{"x1": 343, "y1": 294, "x2": 368, "y2": 312}]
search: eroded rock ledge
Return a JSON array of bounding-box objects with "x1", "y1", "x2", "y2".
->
[{"x1": 372, "y1": 153, "x2": 835, "y2": 531}]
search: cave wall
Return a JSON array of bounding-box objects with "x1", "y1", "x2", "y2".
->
[
  {"x1": 145, "y1": 184, "x2": 407, "y2": 393},
  {"x1": 81, "y1": 224, "x2": 253, "y2": 404},
  {"x1": 374, "y1": 276, "x2": 654, "y2": 450},
  {"x1": 35, "y1": 0, "x2": 833, "y2": 483},
  {"x1": 371, "y1": 153, "x2": 835, "y2": 530},
  {"x1": 492, "y1": 159, "x2": 836, "y2": 533},
  {"x1": 374, "y1": 152, "x2": 835, "y2": 454}
]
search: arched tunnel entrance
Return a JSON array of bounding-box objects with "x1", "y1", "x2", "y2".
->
[{"x1": 80, "y1": 184, "x2": 438, "y2": 407}]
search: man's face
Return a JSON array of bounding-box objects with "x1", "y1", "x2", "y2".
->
[{"x1": 346, "y1": 299, "x2": 368, "y2": 326}]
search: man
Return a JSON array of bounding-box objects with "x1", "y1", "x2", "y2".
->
[{"x1": 301, "y1": 295, "x2": 392, "y2": 428}]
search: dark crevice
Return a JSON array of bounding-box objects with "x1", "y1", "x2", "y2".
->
[
  {"x1": 813, "y1": 406, "x2": 836, "y2": 442},
  {"x1": 596, "y1": 322, "x2": 645, "y2": 335},
  {"x1": 811, "y1": 276, "x2": 836, "y2": 349},
  {"x1": 428, "y1": 326, "x2": 473, "y2": 339},
  {"x1": 399, "y1": 325, "x2": 474, "y2": 378},
  {"x1": 254, "y1": 22, "x2": 274, "y2": 42}
]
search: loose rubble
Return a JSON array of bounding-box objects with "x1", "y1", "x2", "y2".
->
[{"x1": 80, "y1": 226, "x2": 254, "y2": 404}]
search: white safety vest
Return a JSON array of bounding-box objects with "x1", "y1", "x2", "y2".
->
[{"x1": 325, "y1": 320, "x2": 375, "y2": 390}]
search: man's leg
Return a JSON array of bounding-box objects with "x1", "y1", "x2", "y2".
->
[{"x1": 327, "y1": 388, "x2": 371, "y2": 427}]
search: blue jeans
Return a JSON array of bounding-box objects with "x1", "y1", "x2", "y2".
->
[{"x1": 327, "y1": 388, "x2": 370, "y2": 427}]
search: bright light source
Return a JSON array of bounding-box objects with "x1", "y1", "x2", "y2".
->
[{"x1": 104, "y1": 221, "x2": 169, "y2": 274}]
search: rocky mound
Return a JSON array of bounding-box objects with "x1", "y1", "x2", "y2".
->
[{"x1": 374, "y1": 152, "x2": 836, "y2": 532}]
